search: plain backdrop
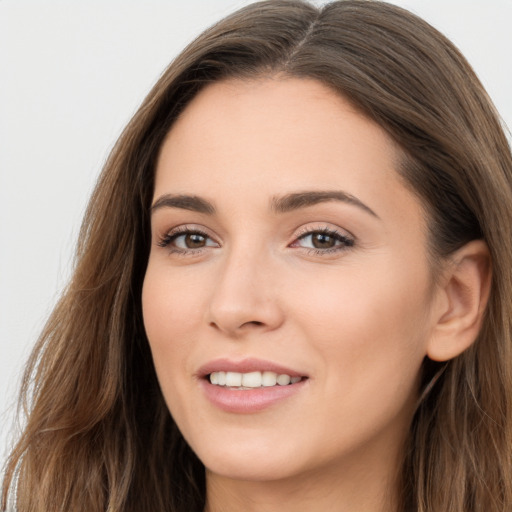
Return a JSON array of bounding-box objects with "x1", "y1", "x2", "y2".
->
[{"x1": 1, "y1": 0, "x2": 511, "y2": 463}]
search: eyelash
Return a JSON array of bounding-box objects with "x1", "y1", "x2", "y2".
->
[
  {"x1": 157, "y1": 226, "x2": 213, "y2": 255},
  {"x1": 156, "y1": 226, "x2": 355, "y2": 256},
  {"x1": 293, "y1": 227, "x2": 355, "y2": 255}
]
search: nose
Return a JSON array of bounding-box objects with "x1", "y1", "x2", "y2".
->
[{"x1": 206, "y1": 247, "x2": 285, "y2": 337}]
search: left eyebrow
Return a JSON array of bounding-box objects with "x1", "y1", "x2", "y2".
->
[{"x1": 270, "y1": 190, "x2": 379, "y2": 218}]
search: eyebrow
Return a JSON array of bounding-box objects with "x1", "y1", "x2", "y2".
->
[
  {"x1": 270, "y1": 190, "x2": 379, "y2": 218},
  {"x1": 151, "y1": 194, "x2": 216, "y2": 215},
  {"x1": 150, "y1": 190, "x2": 378, "y2": 218}
]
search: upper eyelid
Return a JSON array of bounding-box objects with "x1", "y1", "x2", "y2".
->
[
  {"x1": 163, "y1": 224, "x2": 220, "y2": 240},
  {"x1": 293, "y1": 223, "x2": 355, "y2": 241}
]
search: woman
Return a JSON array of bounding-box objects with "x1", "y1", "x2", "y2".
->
[{"x1": 2, "y1": 1, "x2": 511, "y2": 511}]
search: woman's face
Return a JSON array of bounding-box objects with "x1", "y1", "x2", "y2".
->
[{"x1": 142, "y1": 77, "x2": 441, "y2": 484}]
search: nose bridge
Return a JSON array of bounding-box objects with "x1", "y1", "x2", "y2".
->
[{"x1": 207, "y1": 237, "x2": 283, "y2": 335}]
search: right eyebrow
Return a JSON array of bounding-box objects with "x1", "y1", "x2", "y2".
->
[{"x1": 150, "y1": 194, "x2": 216, "y2": 215}]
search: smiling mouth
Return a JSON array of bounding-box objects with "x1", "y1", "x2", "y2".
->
[{"x1": 208, "y1": 371, "x2": 304, "y2": 388}]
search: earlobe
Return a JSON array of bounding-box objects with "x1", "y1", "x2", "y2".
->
[{"x1": 427, "y1": 240, "x2": 492, "y2": 362}]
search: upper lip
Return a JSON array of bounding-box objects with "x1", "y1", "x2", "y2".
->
[{"x1": 197, "y1": 357, "x2": 306, "y2": 379}]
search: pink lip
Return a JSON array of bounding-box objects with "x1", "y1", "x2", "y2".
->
[{"x1": 197, "y1": 357, "x2": 308, "y2": 414}]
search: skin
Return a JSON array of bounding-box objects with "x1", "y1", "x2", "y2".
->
[{"x1": 142, "y1": 77, "x2": 448, "y2": 512}]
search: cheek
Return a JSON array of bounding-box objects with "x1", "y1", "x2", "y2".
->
[
  {"x1": 142, "y1": 265, "x2": 200, "y2": 377},
  {"x1": 290, "y1": 261, "x2": 431, "y2": 399},
  {"x1": 143, "y1": 260, "x2": 203, "y2": 333},
  {"x1": 295, "y1": 261, "x2": 429, "y2": 336},
  {"x1": 294, "y1": 279, "x2": 428, "y2": 461},
  {"x1": 142, "y1": 265, "x2": 204, "y2": 428}
]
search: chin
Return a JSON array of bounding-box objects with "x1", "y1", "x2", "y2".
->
[
  {"x1": 189, "y1": 432, "x2": 308, "y2": 482},
  {"x1": 204, "y1": 455, "x2": 303, "y2": 483}
]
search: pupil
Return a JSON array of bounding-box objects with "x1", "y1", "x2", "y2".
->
[
  {"x1": 186, "y1": 233, "x2": 206, "y2": 248},
  {"x1": 313, "y1": 233, "x2": 335, "y2": 249}
]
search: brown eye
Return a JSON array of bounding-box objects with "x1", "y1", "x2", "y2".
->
[
  {"x1": 184, "y1": 233, "x2": 207, "y2": 248},
  {"x1": 158, "y1": 229, "x2": 218, "y2": 251},
  {"x1": 294, "y1": 229, "x2": 354, "y2": 253},
  {"x1": 311, "y1": 233, "x2": 336, "y2": 249}
]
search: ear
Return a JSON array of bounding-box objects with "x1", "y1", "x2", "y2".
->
[{"x1": 427, "y1": 240, "x2": 492, "y2": 362}]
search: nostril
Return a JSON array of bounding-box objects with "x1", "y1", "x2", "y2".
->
[
  {"x1": 208, "y1": 320, "x2": 263, "y2": 330},
  {"x1": 241, "y1": 320, "x2": 264, "y2": 327}
]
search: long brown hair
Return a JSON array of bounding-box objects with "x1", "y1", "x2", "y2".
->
[{"x1": 3, "y1": 1, "x2": 512, "y2": 510}]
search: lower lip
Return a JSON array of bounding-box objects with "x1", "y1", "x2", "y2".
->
[{"x1": 200, "y1": 379, "x2": 307, "y2": 413}]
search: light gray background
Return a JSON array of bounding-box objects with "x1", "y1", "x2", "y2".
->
[{"x1": 1, "y1": 0, "x2": 511, "y2": 462}]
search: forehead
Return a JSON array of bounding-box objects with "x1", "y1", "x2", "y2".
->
[{"x1": 154, "y1": 77, "x2": 424, "y2": 229}]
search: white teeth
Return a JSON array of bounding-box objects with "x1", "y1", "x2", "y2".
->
[
  {"x1": 242, "y1": 371, "x2": 262, "y2": 387},
  {"x1": 209, "y1": 370, "x2": 302, "y2": 388},
  {"x1": 262, "y1": 371, "x2": 277, "y2": 387},
  {"x1": 277, "y1": 374, "x2": 291, "y2": 386},
  {"x1": 225, "y1": 372, "x2": 242, "y2": 387}
]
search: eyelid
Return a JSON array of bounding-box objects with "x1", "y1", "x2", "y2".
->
[
  {"x1": 156, "y1": 224, "x2": 221, "y2": 251},
  {"x1": 154, "y1": 222, "x2": 355, "y2": 256},
  {"x1": 289, "y1": 224, "x2": 356, "y2": 254},
  {"x1": 293, "y1": 223, "x2": 354, "y2": 240}
]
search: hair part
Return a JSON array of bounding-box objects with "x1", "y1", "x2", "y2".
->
[{"x1": 3, "y1": 1, "x2": 512, "y2": 511}]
